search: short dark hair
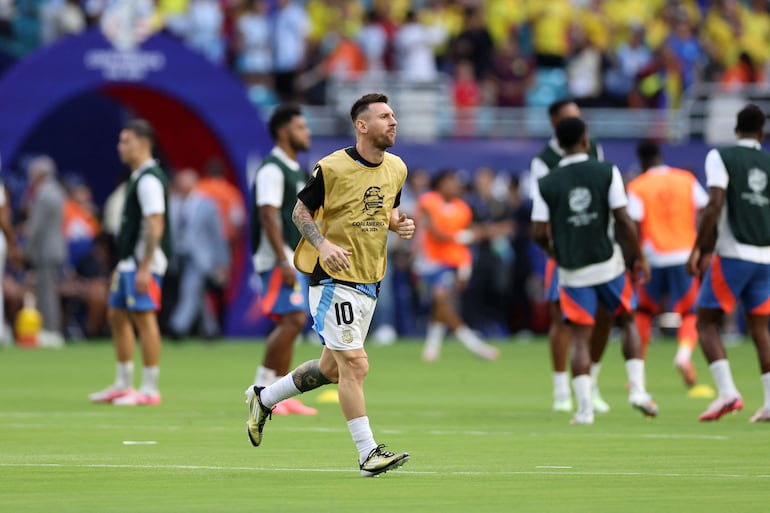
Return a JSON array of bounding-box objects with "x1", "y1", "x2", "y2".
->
[
  {"x1": 123, "y1": 119, "x2": 154, "y2": 146},
  {"x1": 555, "y1": 117, "x2": 586, "y2": 150},
  {"x1": 735, "y1": 104, "x2": 766, "y2": 135},
  {"x1": 636, "y1": 139, "x2": 661, "y2": 165},
  {"x1": 350, "y1": 93, "x2": 389, "y2": 122},
  {"x1": 268, "y1": 103, "x2": 302, "y2": 140},
  {"x1": 548, "y1": 98, "x2": 576, "y2": 119}
]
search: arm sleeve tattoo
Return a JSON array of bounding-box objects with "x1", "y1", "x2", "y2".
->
[{"x1": 292, "y1": 201, "x2": 326, "y2": 249}]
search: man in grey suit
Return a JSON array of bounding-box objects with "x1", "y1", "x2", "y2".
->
[
  {"x1": 25, "y1": 155, "x2": 67, "y2": 341},
  {"x1": 168, "y1": 169, "x2": 230, "y2": 338}
]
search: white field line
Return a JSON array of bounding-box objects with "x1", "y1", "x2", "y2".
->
[
  {"x1": 1, "y1": 421, "x2": 731, "y2": 441},
  {"x1": 0, "y1": 462, "x2": 768, "y2": 480}
]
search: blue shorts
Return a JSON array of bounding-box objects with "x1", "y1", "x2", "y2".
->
[
  {"x1": 559, "y1": 272, "x2": 636, "y2": 325},
  {"x1": 108, "y1": 270, "x2": 163, "y2": 312},
  {"x1": 418, "y1": 265, "x2": 458, "y2": 291},
  {"x1": 697, "y1": 255, "x2": 770, "y2": 315},
  {"x1": 259, "y1": 268, "x2": 309, "y2": 320},
  {"x1": 637, "y1": 264, "x2": 699, "y2": 315}
]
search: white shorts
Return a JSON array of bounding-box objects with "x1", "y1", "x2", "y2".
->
[{"x1": 308, "y1": 283, "x2": 377, "y2": 351}]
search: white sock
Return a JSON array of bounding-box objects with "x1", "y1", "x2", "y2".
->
[
  {"x1": 423, "y1": 322, "x2": 446, "y2": 355},
  {"x1": 625, "y1": 358, "x2": 647, "y2": 397},
  {"x1": 762, "y1": 372, "x2": 770, "y2": 409},
  {"x1": 347, "y1": 416, "x2": 378, "y2": 464},
  {"x1": 255, "y1": 365, "x2": 278, "y2": 387},
  {"x1": 115, "y1": 361, "x2": 134, "y2": 390},
  {"x1": 572, "y1": 375, "x2": 593, "y2": 417},
  {"x1": 590, "y1": 362, "x2": 602, "y2": 393},
  {"x1": 140, "y1": 366, "x2": 159, "y2": 394},
  {"x1": 709, "y1": 359, "x2": 739, "y2": 398},
  {"x1": 674, "y1": 346, "x2": 692, "y2": 365},
  {"x1": 455, "y1": 325, "x2": 489, "y2": 352},
  {"x1": 260, "y1": 373, "x2": 300, "y2": 408},
  {"x1": 553, "y1": 372, "x2": 570, "y2": 401}
]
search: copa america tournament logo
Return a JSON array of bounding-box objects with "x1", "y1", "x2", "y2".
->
[
  {"x1": 743, "y1": 168, "x2": 770, "y2": 206},
  {"x1": 84, "y1": 0, "x2": 165, "y2": 81},
  {"x1": 567, "y1": 186, "x2": 598, "y2": 226},
  {"x1": 748, "y1": 168, "x2": 767, "y2": 193},
  {"x1": 362, "y1": 186, "x2": 384, "y2": 216},
  {"x1": 100, "y1": 0, "x2": 154, "y2": 51},
  {"x1": 568, "y1": 187, "x2": 592, "y2": 212}
]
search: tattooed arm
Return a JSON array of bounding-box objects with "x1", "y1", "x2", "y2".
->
[
  {"x1": 292, "y1": 200, "x2": 325, "y2": 248},
  {"x1": 292, "y1": 199, "x2": 352, "y2": 273}
]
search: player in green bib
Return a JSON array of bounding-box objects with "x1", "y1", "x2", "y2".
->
[
  {"x1": 89, "y1": 120, "x2": 170, "y2": 406},
  {"x1": 532, "y1": 117, "x2": 658, "y2": 424},
  {"x1": 687, "y1": 104, "x2": 770, "y2": 422},
  {"x1": 249, "y1": 104, "x2": 317, "y2": 416},
  {"x1": 530, "y1": 98, "x2": 611, "y2": 414}
]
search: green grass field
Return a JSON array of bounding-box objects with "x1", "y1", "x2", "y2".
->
[{"x1": 1, "y1": 336, "x2": 768, "y2": 513}]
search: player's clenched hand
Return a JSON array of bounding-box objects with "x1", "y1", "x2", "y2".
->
[
  {"x1": 279, "y1": 264, "x2": 296, "y2": 287},
  {"x1": 135, "y1": 266, "x2": 151, "y2": 294},
  {"x1": 633, "y1": 257, "x2": 651, "y2": 284},
  {"x1": 319, "y1": 239, "x2": 352, "y2": 273},
  {"x1": 686, "y1": 248, "x2": 711, "y2": 277},
  {"x1": 396, "y1": 214, "x2": 415, "y2": 240}
]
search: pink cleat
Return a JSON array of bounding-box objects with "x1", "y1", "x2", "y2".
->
[
  {"x1": 89, "y1": 387, "x2": 134, "y2": 404},
  {"x1": 281, "y1": 398, "x2": 318, "y2": 415},
  {"x1": 474, "y1": 345, "x2": 501, "y2": 361},
  {"x1": 270, "y1": 401, "x2": 291, "y2": 416},
  {"x1": 421, "y1": 347, "x2": 440, "y2": 363},
  {"x1": 749, "y1": 407, "x2": 770, "y2": 423},
  {"x1": 112, "y1": 390, "x2": 162, "y2": 406},
  {"x1": 698, "y1": 395, "x2": 743, "y2": 421}
]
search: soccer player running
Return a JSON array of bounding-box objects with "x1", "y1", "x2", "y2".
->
[
  {"x1": 687, "y1": 104, "x2": 770, "y2": 423},
  {"x1": 250, "y1": 104, "x2": 317, "y2": 416},
  {"x1": 417, "y1": 169, "x2": 500, "y2": 362},
  {"x1": 530, "y1": 98, "x2": 611, "y2": 413},
  {"x1": 627, "y1": 140, "x2": 714, "y2": 396},
  {"x1": 245, "y1": 93, "x2": 416, "y2": 476},
  {"x1": 531, "y1": 117, "x2": 658, "y2": 425},
  {"x1": 89, "y1": 120, "x2": 170, "y2": 405}
]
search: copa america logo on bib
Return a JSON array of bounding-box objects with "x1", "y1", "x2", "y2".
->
[
  {"x1": 568, "y1": 187, "x2": 592, "y2": 212},
  {"x1": 748, "y1": 168, "x2": 767, "y2": 193},
  {"x1": 742, "y1": 168, "x2": 770, "y2": 206}
]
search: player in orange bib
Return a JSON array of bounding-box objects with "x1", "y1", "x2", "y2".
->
[
  {"x1": 627, "y1": 140, "x2": 713, "y2": 397},
  {"x1": 416, "y1": 169, "x2": 500, "y2": 362}
]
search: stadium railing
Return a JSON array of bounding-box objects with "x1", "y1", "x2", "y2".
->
[{"x1": 298, "y1": 76, "x2": 770, "y2": 142}]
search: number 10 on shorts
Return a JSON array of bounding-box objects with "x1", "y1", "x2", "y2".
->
[{"x1": 334, "y1": 301, "x2": 354, "y2": 325}]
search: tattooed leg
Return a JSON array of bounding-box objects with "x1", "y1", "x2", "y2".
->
[{"x1": 292, "y1": 359, "x2": 333, "y2": 392}]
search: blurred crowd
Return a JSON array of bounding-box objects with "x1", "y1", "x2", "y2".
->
[
  {"x1": 1, "y1": 0, "x2": 769, "y2": 110},
  {"x1": 2, "y1": 0, "x2": 764, "y2": 342},
  {"x1": 0, "y1": 152, "x2": 537, "y2": 342},
  {"x1": 0, "y1": 156, "x2": 246, "y2": 343}
]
